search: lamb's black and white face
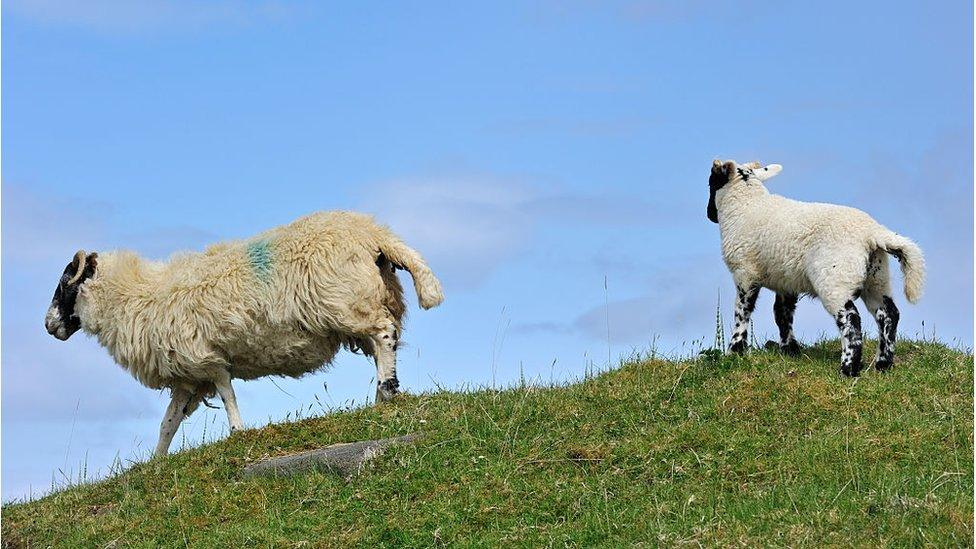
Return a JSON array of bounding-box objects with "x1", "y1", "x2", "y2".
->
[
  {"x1": 706, "y1": 159, "x2": 782, "y2": 223},
  {"x1": 45, "y1": 250, "x2": 97, "y2": 341}
]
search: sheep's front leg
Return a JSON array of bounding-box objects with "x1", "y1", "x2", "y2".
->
[
  {"x1": 214, "y1": 370, "x2": 245, "y2": 432},
  {"x1": 729, "y1": 285, "x2": 759, "y2": 354},
  {"x1": 773, "y1": 292, "x2": 801, "y2": 356},
  {"x1": 371, "y1": 323, "x2": 400, "y2": 403},
  {"x1": 155, "y1": 387, "x2": 206, "y2": 457},
  {"x1": 834, "y1": 300, "x2": 864, "y2": 377}
]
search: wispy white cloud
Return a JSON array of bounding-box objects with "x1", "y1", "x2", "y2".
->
[
  {"x1": 515, "y1": 255, "x2": 726, "y2": 345},
  {"x1": 359, "y1": 176, "x2": 536, "y2": 289},
  {"x1": 3, "y1": 0, "x2": 296, "y2": 33},
  {"x1": 3, "y1": 183, "x2": 217, "y2": 264},
  {"x1": 1, "y1": 184, "x2": 109, "y2": 266},
  {"x1": 1, "y1": 326, "x2": 157, "y2": 422},
  {"x1": 358, "y1": 173, "x2": 673, "y2": 289}
]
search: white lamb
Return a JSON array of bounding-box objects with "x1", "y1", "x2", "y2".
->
[
  {"x1": 44, "y1": 211, "x2": 443, "y2": 456},
  {"x1": 707, "y1": 159, "x2": 925, "y2": 376}
]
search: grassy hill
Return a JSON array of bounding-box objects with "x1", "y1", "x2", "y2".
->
[{"x1": 3, "y1": 340, "x2": 973, "y2": 547}]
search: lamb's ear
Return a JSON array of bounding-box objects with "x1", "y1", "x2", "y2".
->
[
  {"x1": 754, "y1": 163, "x2": 782, "y2": 181},
  {"x1": 711, "y1": 160, "x2": 734, "y2": 177}
]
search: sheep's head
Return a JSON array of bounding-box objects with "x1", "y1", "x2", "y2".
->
[
  {"x1": 45, "y1": 250, "x2": 98, "y2": 341},
  {"x1": 707, "y1": 159, "x2": 782, "y2": 223}
]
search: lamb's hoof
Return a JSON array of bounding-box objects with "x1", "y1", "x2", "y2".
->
[
  {"x1": 781, "y1": 340, "x2": 803, "y2": 357},
  {"x1": 840, "y1": 362, "x2": 863, "y2": 377},
  {"x1": 874, "y1": 359, "x2": 894, "y2": 372},
  {"x1": 764, "y1": 340, "x2": 802, "y2": 356},
  {"x1": 375, "y1": 379, "x2": 400, "y2": 403}
]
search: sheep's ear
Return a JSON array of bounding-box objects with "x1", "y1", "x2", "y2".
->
[{"x1": 754, "y1": 163, "x2": 783, "y2": 181}]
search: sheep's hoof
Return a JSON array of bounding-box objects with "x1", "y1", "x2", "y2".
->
[
  {"x1": 729, "y1": 341, "x2": 748, "y2": 355},
  {"x1": 375, "y1": 379, "x2": 400, "y2": 403},
  {"x1": 840, "y1": 362, "x2": 863, "y2": 377}
]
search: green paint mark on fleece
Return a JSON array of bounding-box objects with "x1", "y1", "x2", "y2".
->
[{"x1": 247, "y1": 240, "x2": 274, "y2": 281}]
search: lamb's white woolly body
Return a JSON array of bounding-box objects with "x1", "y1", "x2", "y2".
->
[
  {"x1": 717, "y1": 187, "x2": 921, "y2": 307},
  {"x1": 710, "y1": 160, "x2": 924, "y2": 376},
  {"x1": 67, "y1": 211, "x2": 443, "y2": 454}
]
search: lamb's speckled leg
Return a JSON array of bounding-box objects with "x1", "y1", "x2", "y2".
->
[
  {"x1": 873, "y1": 296, "x2": 899, "y2": 372},
  {"x1": 214, "y1": 371, "x2": 244, "y2": 432},
  {"x1": 729, "y1": 285, "x2": 759, "y2": 354},
  {"x1": 835, "y1": 300, "x2": 864, "y2": 377},
  {"x1": 773, "y1": 292, "x2": 801, "y2": 356},
  {"x1": 863, "y1": 292, "x2": 899, "y2": 372},
  {"x1": 371, "y1": 322, "x2": 400, "y2": 403},
  {"x1": 861, "y1": 252, "x2": 898, "y2": 372}
]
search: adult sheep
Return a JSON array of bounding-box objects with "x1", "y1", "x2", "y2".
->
[
  {"x1": 44, "y1": 211, "x2": 443, "y2": 456},
  {"x1": 707, "y1": 159, "x2": 924, "y2": 376}
]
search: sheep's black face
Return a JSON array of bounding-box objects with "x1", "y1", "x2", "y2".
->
[
  {"x1": 707, "y1": 160, "x2": 735, "y2": 223},
  {"x1": 45, "y1": 251, "x2": 97, "y2": 341}
]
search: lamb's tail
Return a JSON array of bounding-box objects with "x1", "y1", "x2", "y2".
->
[
  {"x1": 878, "y1": 230, "x2": 925, "y2": 304},
  {"x1": 378, "y1": 236, "x2": 444, "y2": 309}
]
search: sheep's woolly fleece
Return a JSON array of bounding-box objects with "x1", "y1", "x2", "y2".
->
[{"x1": 73, "y1": 211, "x2": 443, "y2": 394}]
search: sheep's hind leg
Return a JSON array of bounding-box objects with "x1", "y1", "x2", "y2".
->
[
  {"x1": 155, "y1": 387, "x2": 206, "y2": 457},
  {"x1": 371, "y1": 322, "x2": 400, "y2": 403},
  {"x1": 214, "y1": 370, "x2": 245, "y2": 432},
  {"x1": 773, "y1": 293, "x2": 802, "y2": 356},
  {"x1": 729, "y1": 285, "x2": 759, "y2": 354},
  {"x1": 833, "y1": 300, "x2": 864, "y2": 377}
]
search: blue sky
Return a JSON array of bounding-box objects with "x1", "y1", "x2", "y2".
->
[{"x1": 2, "y1": 0, "x2": 972, "y2": 501}]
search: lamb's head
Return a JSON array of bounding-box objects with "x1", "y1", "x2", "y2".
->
[
  {"x1": 45, "y1": 250, "x2": 98, "y2": 341},
  {"x1": 707, "y1": 159, "x2": 782, "y2": 223}
]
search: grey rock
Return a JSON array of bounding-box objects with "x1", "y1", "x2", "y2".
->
[{"x1": 242, "y1": 433, "x2": 422, "y2": 479}]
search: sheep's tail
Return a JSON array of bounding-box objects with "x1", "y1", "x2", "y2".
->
[
  {"x1": 878, "y1": 229, "x2": 925, "y2": 304},
  {"x1": 378, "y1": 237, "x2": 444, "y2": 309}
]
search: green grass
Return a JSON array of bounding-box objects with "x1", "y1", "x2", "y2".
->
[{"x1": 4, "y1": 339, "x2": 973, "y2": 547}]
